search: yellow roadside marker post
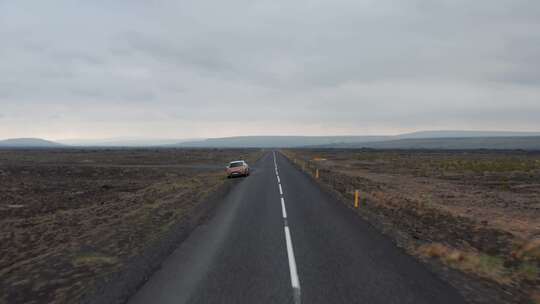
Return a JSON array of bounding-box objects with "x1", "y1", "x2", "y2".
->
[{"x1": 354, "y1": 190, "x2": 359, "y2": 208}]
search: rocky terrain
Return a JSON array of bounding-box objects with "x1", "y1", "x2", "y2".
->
[
  {"x1": 284, "y1": 149, "x2": 540, "y2": 304},
  {"x1": 0, "y1": 148, "x2": 261, "y2": 304}
]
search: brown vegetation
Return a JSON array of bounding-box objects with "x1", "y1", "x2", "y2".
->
[
  {"x1": 0, "y1": 148, "x2": 261, "y2": 304},
  {"x1": 284, "y1": 149, "x2": 540, "y2": 304}
]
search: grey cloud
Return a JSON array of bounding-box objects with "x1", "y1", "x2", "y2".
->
[
  {"x1": 0, "y1": 0, "x2": 539, "y2": 139},
  {"x1": 117, "y1": 31, "x2": 233, "y2": 73}
]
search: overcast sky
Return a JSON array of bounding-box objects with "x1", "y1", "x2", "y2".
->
[{"x1": 1, "y1": 0, "x2": 539, "y2": 140}]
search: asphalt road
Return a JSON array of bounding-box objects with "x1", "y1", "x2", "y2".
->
[{"x1": 128, "y1": 151, "x2": 466, "y2": 304}]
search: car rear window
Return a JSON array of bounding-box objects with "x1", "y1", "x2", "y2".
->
[{"x1": 229, "y1": 162, "x2": 244, "y2": 168}]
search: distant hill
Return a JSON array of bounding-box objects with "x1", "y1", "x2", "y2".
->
[
  {"x1": 59, "y1": 138, "x2": 194, "y2": 147},
  {"x1": 175, "y1": 136, "x2": 390, "y2": 148},
  {"x1": 174, "y1": 131, "x2": 540, "y2": 149},
  {"x1": 4, "y1": 131, "x2": 539, "y2": 149},
  {"x1": 0, "y1": 138, "x2": 65, "y2": 148},
  {"x1": 323, "y1": 137, "x2": 540, "y2": 150},
  {"x1": 396, "y1": 130, "x2": 540, "y2": 139}
]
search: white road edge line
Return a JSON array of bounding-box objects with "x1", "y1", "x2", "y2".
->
[
  {"x1": 279, "y1": 183, "x2": 283, "y2": 195},
  {"x1": 277, "y1": 175, "x2": 281, "y2": 183}
]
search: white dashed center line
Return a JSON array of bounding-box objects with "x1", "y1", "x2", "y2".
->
[
  {"x1": 280, "y1": 197, "x2": 287, "y2": 218},
  {"x1": 284, "y1": 226, "x2": 301, "y2": 293},
  {"x1": 272, "y1": 151, "x2": 301, "y2": 304}
]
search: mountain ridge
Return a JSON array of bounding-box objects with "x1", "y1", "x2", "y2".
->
[
  {"x1": 174, "y1": 131, "x2": 540, "y2": 148},
  {"x1": 0, "y1": 138, "x2": 64, "y2": 147},
  {"x1": 314, "y1": 136, "x2": 540, "y2": 150},
  {"x1": 2, "y1": 131, "x2": 540, "y2": 149}
]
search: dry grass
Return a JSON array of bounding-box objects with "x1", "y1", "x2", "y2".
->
[
  {"x1": 0, "y1": 148, "x2": 263, "y2": 304},
  {"x1": 513, "y1": 238, "x2": 540, "y2": 261},
  {"x1": 72, "y1": 253, "x2": 118, "y2": 267},
  {"x1": 284, "y1": 148, "x2": 540, "y2": 303},
  {"x1": 416, "y1": 242, "x2": 539, "y2": 298},
  {"x1": 436, "y1": 158, "x2": 540, "y2": 173},
  {"x1": 532, "y1": 291, "x2": 540, "y2": 304}
]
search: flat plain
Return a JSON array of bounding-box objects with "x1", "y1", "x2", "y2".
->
[
  {"x1": 0, "y1": 148, "x2": 260, "y2": 304},
  {"x1": 2, "y1": 148, "x2": 538, "y2": 304},
  {"x1": 284, "y1": 149, "x2": 540, "y2": 303}
]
